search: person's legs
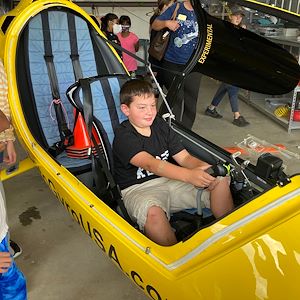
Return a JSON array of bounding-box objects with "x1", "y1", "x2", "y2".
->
[
  {"x1": 160, "y1": 60, "x2": 176, "y2": 90},
  {"x1": 144, "y1": 206, "x2": 177, "y2": 246},
  {"x1": 209, "y1": 177, "x2": 233, "y2": 218},
  {"x1": 0, "y1": 182, "x2": 23, "y2": 260},
  {"x1": 168, "y1": 180, "x2": 197, "y2": 211},
  {"x1": 167, "y1": 179, "x2": 231, "y2": 218},
  {"x1": 211, "y1": 83, "x2": 227, "y2": 107},
  {"x1": 160, "y1": 60, "x2": 185, "y2": 119},
  {"x1": 181, "y1": 72, "x2": 202, "y2": 129},
  {"x1": 0, "y1": 235, "x2": 27, "y2": 300},
  {"x1": 122, "y1": 178, "x2": 176, "y2": 245},
  {"x1": 227, "y1": 84, "x2": 240, "y2": 115},
  {"x1": 226, "y1": 84, "x2": 250, "y2": 126},
  {"x1": 205, "y1": 83, "x2": 226, "y2": 118}
]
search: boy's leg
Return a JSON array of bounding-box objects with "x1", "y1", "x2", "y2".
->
[
  {"x1": 144, "y1": 206, "x2": 177, "y2": 246},
  {"x1": 122, "y1": 178, "x2": 176, "y2": 245},
  {"x1": 0, "y1": 235, "x2": 27, "y2": 300},
  {"x1": 209, "y1": 177, "x2": 233, "y2": 218}
]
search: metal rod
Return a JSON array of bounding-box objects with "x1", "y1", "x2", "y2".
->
[
  {"x1": 73, "y1": 1, "x2": 157, "y2": 8},
  {"x1": 13, "y1": 1, "x2": 157, "y2": 8}
]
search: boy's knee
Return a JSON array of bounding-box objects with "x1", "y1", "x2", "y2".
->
[
  {"x1": 146, "y1": 206, "x2": 166, "y2": 223},
  {"x1": 216, "y1": 176, "x2": 231, "y2": 189}
]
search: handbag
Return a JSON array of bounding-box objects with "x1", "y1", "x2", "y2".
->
[{"x1": 148, "y1": 3, "x2": 180, "y2": 61}]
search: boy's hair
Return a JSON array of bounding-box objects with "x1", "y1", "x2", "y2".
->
[
  {"x1": 120, "y1": 79, "x2": 154, "y2": 106},
  {"x1": 119, "y1": 15, "x2": 131, "y2": 26}
]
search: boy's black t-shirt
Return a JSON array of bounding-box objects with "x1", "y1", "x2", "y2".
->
[{"x1": 113, "y1": 117, "x2": 184, "y2": 189}]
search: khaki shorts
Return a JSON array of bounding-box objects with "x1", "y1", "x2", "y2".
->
[{"x1": 121, "y1": 177, "x2": 210, "y2": 230}]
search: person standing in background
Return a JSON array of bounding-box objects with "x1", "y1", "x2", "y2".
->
[
  {"x1": 205, "y1": 4, "x2": 250, "y2": 127},
  {"x1": 101, "y1": 13, "x2": 123, "y2": 58},
  {"x1": 0, "y1": 58, "x2": 27, "y2": 300},
  {"x1": 152, "y1": 0, "x2": 202, "y2": 130},
  {"x1": 148, "y1": 0, "x2": 175, "y2": 85},
  {"x1": 117, "y1": 15, "x2": 140, "y2": 76}
]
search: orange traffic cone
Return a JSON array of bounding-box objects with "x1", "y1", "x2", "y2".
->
[{"x1": 66, "y1": 110, "x2": 101, "y2": 159}]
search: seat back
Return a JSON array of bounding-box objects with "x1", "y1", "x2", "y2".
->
[{"x1": 16, "y1": 7, "x2": 126, "y2": 171}]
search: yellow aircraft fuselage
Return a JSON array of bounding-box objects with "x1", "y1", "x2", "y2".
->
[{"x1": 1, "y1": 1, "x2": 300, "y2": 299}]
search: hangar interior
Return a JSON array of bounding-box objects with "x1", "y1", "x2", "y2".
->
[{"x1": 1, "y1": 0, "x2": 300, "y2": 299}]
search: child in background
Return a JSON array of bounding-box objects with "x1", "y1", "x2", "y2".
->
[{"x1": 117, "y1": 15, "x2": 139, "y2": 76}]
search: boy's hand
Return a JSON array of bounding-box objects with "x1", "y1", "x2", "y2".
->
[
  {"x1": 0, "y1": 252, "x2": 12, "y2": 273},
  {"x1": 189, "y1": 166, "x2": 216, "y2": 188}
]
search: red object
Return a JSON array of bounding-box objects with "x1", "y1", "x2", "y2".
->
[
  {"x1": 293, "y1": 110, "x2": 300, "y2": 121},
  {"x1": 224, "y1": 144, "x2": 286, "y2": 155}
]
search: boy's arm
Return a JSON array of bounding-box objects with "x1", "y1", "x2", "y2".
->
[
  {"x1": 130, "y1": 151, "x2": 215, "y2": 188},
  {"x1": 173, "y1": 149, "x2": 210, "y2": 169}
]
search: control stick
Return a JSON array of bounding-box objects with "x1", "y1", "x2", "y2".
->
[{"x1": 206, "y1": 163, "x2": 230, "y2": 177}]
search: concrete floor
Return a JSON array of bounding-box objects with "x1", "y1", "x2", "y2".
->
[{"x1": 5, "y1": 76, "x2": 300, "y2": 300}]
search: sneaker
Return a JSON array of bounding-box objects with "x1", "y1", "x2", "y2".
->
[
  {"x1": 9, "y1": 240, "x2": 22, "y2": 259},
  {"x1": 232, "y1": 116, "x2": 250, "y2": 127},
  {"x1": 204, "y1": 107, "x2": 223, "y2": 119}
]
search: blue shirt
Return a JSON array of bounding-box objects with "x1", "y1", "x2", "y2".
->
[{"x1": 157, "y1": 3, "x2": 198, "y2": 65}]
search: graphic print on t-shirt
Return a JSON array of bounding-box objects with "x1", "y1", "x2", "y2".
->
[
  {"x1": 174, "y1": 15, "x2": 198, "y2": 48},
  {"x1": 136, "y1": 150, "x2": 169, "y2": 179}
]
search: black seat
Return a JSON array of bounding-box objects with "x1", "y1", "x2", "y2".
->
[{"x1": 66, "y1": 74, "x2": 135, "y2": 224}]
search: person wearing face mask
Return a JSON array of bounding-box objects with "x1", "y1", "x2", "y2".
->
[
  {"x1": 101, "y1": 13, "x2": 123, "y2": 58},
  {"x1": 117, "y1": 15, "x2": 139, "y2": 76}
]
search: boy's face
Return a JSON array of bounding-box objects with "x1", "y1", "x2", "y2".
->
[
  {"x1": 229, "y1": 14, "x2": 243, "y2": 26},
  {"x1": 121, "y1": 94, "x2": 157, "y2": 129}
]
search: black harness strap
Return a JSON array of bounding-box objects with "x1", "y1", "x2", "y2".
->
[
  {"x1": 79, "y1": 79, "x2": 93, "y2": 138},
  {"x1": 80, "y1": 79, "x2": 109, "y2": 196},
  {"x1": 67, "y1": 13, "x2": 83, "y2": 81},
  {"x1": 102, "y1": 35, "x2": 184, "y2": 76},
  {"x1": 41, "y1": 11, "x2": 73, "y2": 155},
  {"x1": 101, "y1": 77, "x2": 120, "y2": 134}
]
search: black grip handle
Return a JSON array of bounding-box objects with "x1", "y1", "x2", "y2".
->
[{"x1": 206, "y1": 163, "x2": 228, "y2": 177}]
